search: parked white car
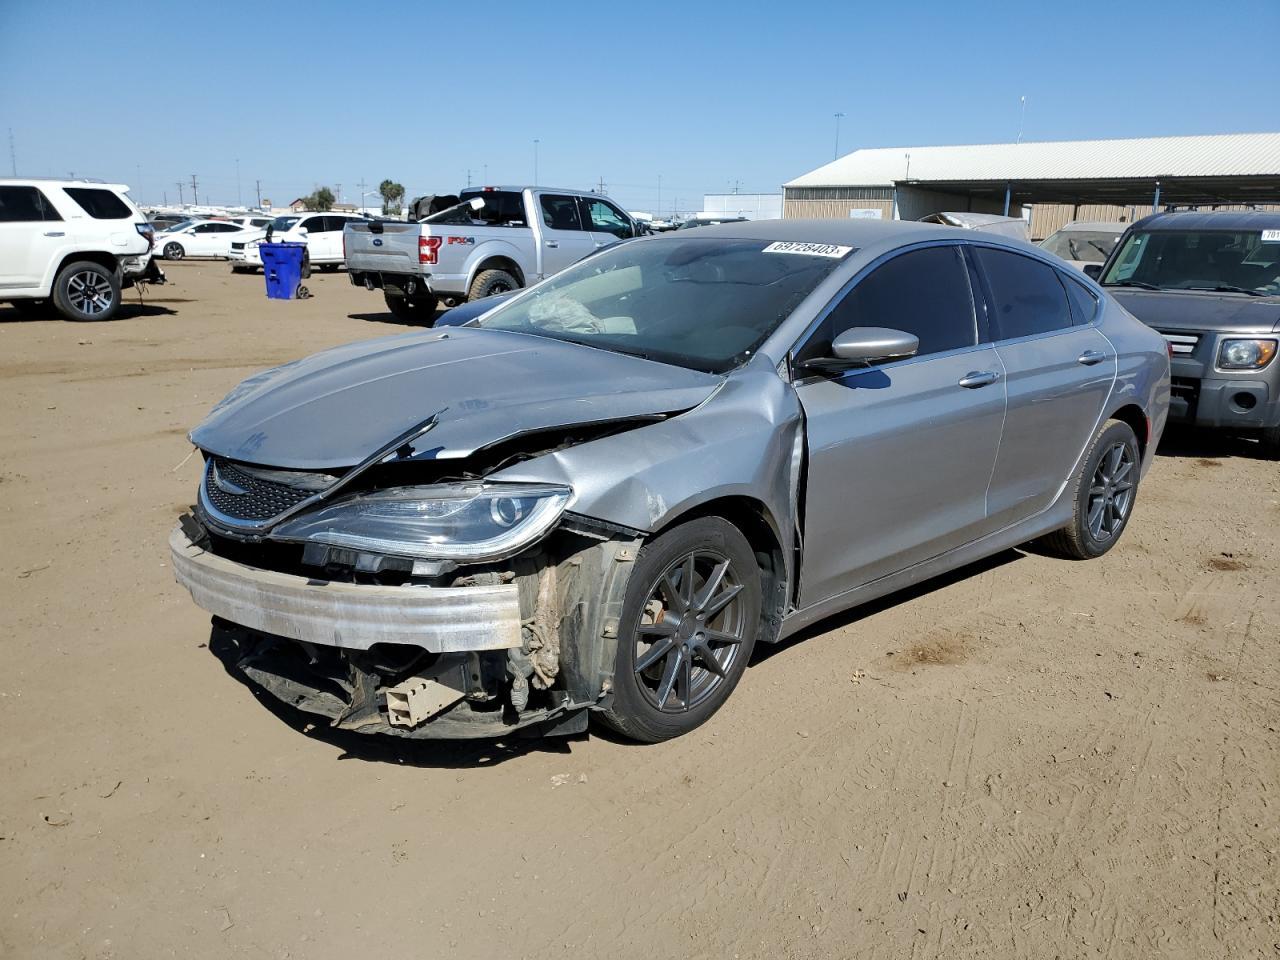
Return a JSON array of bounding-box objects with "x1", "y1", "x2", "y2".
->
[
  {"x1": 229, "y1": 212, "x2": 366, "y2": 273},
  {"x1": 0, "y1": 177, "x2": 162, "y2": 321},
  {"x1": 154, "y1": 219, "x2": 251, "y2": 260}
]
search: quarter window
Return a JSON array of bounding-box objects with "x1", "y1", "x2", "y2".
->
[
  {"x1": 540, "y1": 194, "x2": 585, "y2": 231},
  {"x1": 974, "y1": 247, "x2": 1072, "y2": 340},
  {"x1": 1060, "y1": 272, "x2": 1099, "y2": 324},
  {"x1": 63, "y1": 187, "x2": 131, "y2": 219},
  {"x1": 798, "y1": 245, "x2": 978, "y2": 367},
  {"x1": 0, "y1": 185, "x2": 62, "y2": 222}
]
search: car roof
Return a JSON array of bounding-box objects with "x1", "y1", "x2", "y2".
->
[
  {"x1": 0, "y1": 177, "x2": 130, "y2": 190},
  {"x1": 1130, "y1": 210, "x2": 1280, "y2": 232},
  {"x1": 668, "y1": 217, "x2": 996, "y2": 248}
]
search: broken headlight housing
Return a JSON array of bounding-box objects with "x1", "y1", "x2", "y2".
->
[{"x1": 268, "y1": 482, "x2": 572, "y2": 562}]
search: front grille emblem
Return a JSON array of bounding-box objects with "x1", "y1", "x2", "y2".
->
[{"x1": 211, "y1": 461, "x2": 249, "y2": 496}]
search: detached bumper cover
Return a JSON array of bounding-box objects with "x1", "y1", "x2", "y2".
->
[{"x1": 169, "y1": 524, "x2": 521, "y2": 653}]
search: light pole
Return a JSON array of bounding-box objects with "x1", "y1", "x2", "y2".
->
[
  {"x1": 833, "y1": 112, "x2": 845, "y2": 160},
  {"x1": 1017, "y1": 95, "x2": 1027, "y2": 144},
  {"x1": 533, "y1": 139, "x2": 540, "y2": 185}
]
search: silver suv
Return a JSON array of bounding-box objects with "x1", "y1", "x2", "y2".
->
[{"x1": 0, "y1": 178, "x2": 162, "y2": 321}]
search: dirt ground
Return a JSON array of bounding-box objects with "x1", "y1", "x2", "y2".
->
[{"x1": 1, "y1": 260, "x2": 1277, "y2": 959}]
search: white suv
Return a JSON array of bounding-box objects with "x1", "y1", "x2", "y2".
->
[{"x1": 0, "y1": 178, "x2": 161, "y2": 321}]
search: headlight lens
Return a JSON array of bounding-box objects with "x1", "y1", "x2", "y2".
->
[
  {"x1": 1218, "y1": 338, "x2": 1277, "y2": 369},
  {"x1": 268, "y1": 482, "x2": 572, "y2": 561}
]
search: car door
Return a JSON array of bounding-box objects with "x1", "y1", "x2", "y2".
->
[
  {"x1": 187, "y1": 223, "x2": 222, "y2": 256},
  {"x1": 0, "y1": 185, "x2": 65, "y2": 290},
  {"x1": 207, "y1": 223, "x2": 242, "y2": 257},
  {"x1": 970, "y1": 245, "x2": 1116, "y2": 528},
  {"x1": 580, "y1": 196, "x2": 635, "y2": 252},
  {"x1": 537, "y1": 193, "x2": 596, "y2": 276},
  {"x1": 297, "y1": 215, "x2": 331, "y2": 260},
  {"x1": 793, "y1": 243, "x2": 1007, "y2": 606}
]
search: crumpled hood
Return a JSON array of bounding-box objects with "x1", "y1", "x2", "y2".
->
[
  {"x1": 190, "y1": 326, "x2": 721, "y2": 470},
  {"x1": 1109, "y1": 288, "x2": 1280, "y2": 334}
]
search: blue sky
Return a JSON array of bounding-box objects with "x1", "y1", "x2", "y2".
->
[{"x1": 1, "y1": 0, "x2": 1276, "y2": 212}]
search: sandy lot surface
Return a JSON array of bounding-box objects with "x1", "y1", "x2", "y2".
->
[{"x1": 1, "y1": 260, "x2": 1277, "y2": 959}]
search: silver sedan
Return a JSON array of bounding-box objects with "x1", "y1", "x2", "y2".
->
[{"x1": 172, "y1": 219, "x2": 1170, "y2": 742}]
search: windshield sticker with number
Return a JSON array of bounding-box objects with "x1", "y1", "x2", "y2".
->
[
  {"x1": 762, "y1": 241, "x2": 853, "y2": 258},
  {"x1": 1261, "y1": 229, "x2": 1280, "y2": 243}
]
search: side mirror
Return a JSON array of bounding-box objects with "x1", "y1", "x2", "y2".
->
[
  {"x1": 805, "y1": 327, "x2": 919, "y2": 372},
  {"x1": 1082, "y1": 263, "x2": 1103, "y2": 280},
  {"x1": 298, "y1": 227, "x2": 308, "y2": 237}
]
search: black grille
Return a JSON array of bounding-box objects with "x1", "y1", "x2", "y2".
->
[{"x1": 203, "y1": 458, "x2": 313, "y2": 524}]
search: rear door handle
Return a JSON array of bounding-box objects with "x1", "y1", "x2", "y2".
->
[
  {"x1": 958, "y1": 370, "x2": 1001, "y2": 389},
  {"x1": 43, "y1": 231, "x2": 65, "y2": 237},
  {"x1": 544, "y1": 240, "x2": 559, "y2": 248},
  {"x1": 1078, "y1": 350, "x2": 1107, "y2": 365}
]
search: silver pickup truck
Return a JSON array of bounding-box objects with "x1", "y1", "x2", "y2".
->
[{"x1": 344, "y1": 186, "x2": 642, "y2": 322}]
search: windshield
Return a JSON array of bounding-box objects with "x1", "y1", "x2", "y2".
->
[
  {"x1": 1041, "y1": 228, "x2": 1121, "y2": 263},
  {"x1": 158, "y1": 219, "x2": 194, "y2": 233},
  {"x1": 473, "y1": 237, "x2": 849, "y2": 373},
  {"x1": 1102, "y1": 229, "x2": 1280, "y2": 295},
  {"x1": 268, "y1": 215, "x2": 300, "y2": 232}
]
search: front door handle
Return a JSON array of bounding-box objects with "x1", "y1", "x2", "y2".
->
[
  {"x1": 1077, "y1": 349, "x2": 1107, "y2": 366},
  {"x1": 544, "y1": 240, "x2": 559, "y2": 248},
  {"x1": 43, "y1": 231, "x2": 65, "y2": 237},
  {"x1": 958, "y1": 370, "x2": 1001, "y2": 389}
]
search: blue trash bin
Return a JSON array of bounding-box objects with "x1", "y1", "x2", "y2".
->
[{"x1": 260, "y1": 242, "x2": 307, "y2": 299}]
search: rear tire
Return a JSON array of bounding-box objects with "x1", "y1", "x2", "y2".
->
[
  {"x1": 162, "y1": 242, "x2": 184, "y2": 260},
  {"x1": 468, "y1": 269, "x2": 519, "y2": 301},
  {"x1": 384, "y1": 291, "x2": 439, "y2": 324},
  {"x1": 52, "y1": 261, "x2": 121, "y2": 322},
  {"x1": 1039, "y1": 419, "x2": 1140, "y2": 560},
  {"x1": 600, "y1": 517, "x2": 761, "y2": 743}
]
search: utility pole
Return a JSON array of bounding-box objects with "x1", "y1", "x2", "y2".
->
[
  {"x1": 190, "y1": 174, "x2": 198, "y2": 207},
  {"x1": 176, "y1": 181, "x2": 184, "y2": 206},
  {"x1": 466, "y1": 168, "x2": 472, "y2": 188},
  {"x1": 255, "y1": 179, "x2": 262, "y2": 209},
  {"x1": 833, "y1": 112, "x2": 845, "y2": 160},
  {"x1": 596, "y1": 176, "x2": 606, "y2": 194},
  {"x1": 335, "y1": 183, "x2": 342, "y2": 206},
  {"x1": 9, "y1": 128, "x2": 17, "y2": 176},
  {"x1": 235, "y1": 158, "x2": 242, "y2": 206},
  {"x1": 163, "y1": 190, "x2": 168, "y2": 206}
]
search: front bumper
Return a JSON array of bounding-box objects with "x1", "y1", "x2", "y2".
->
[
  {"x1": 1156, "y1": 329, "x2": 1280, "y2": 430},
  {"x1": 169, "y1": 523, "x2": 521, "y2": 653}
]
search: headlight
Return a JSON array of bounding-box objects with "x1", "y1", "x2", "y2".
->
[
  {"x1": 269, "y1": 482, "x2": 572, "y2": 561},
  {"x1": 1218, "y1": 338, "x2": 1277, "y2": 370}
]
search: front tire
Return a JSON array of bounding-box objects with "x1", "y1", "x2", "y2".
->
[
  {"x1": 601, "y1": 517, "x2": 762, "y2": 743},
  {"x1": 468, "y1": 269, "x2": 519, "y2": 301},
  {"x1": 1260, "y1": 424, "x2": 1280, "y2": 460},
  {"x1": 162, "y1": 242, "x2": 184, "y2": 260},
  {"x1": 384, "y1": 291, "x2": 439, "y2": 323},
  {"x1": 1040, "y1": 419, "x2": 1140, "y2": 560},
  {"x1": 52, "y1": 261, "x2": 121, "y2": 322}
]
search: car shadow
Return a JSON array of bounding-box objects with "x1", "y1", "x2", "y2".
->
[
  {"x1": 1156, "y1": 424, "x2": 1271, "y2": 461},
  {"x1": 347, "y1": 308, "x2": 452, "y2": 328},
  {"x1": 750, "y1": 548, "x2": 1024, "y2": 665},
  {"x1": 0, "y1": 302, "x2": 178, "y2": 323},
  {"x1": 205, "y1": 620, "x2": 583, "y2": 767}
]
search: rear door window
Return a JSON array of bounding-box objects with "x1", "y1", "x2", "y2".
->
[
  {"x1": 1060, "y1": 272, "x2": 1100, "y2": 324},
  {"x1": 63, "y1": 187, "x2": 132, "y2": 219},
  {"x1": 973, "y1": 247, "x2": 1072, "y2": 340},
  {"x1": 540, "y1": 194, "x2": 585, "y2": 231},
  {"x1": 0, "y1": 185, "x2": 62, "y2": 221},
  {"x1": 459, "y1": 190, "x2": 526, "y2": 226},
  {"x1": 797, "y1": 245, "x2": 978, "y2": 367}
]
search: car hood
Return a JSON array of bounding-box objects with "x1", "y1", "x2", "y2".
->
[
  {"x1": 189, "y1": 326, "x2": 721, "y2": 470},
  {"x1": 1108, "y1": 288, "x2": 1280, "y2": 334}
]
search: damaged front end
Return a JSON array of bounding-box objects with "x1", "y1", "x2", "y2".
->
[{"x1": 173, "y1": 416, "x2": 650, "y2": 738}]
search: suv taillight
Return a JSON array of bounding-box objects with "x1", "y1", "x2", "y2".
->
[
  {"x1": 419, "y1": 236, "x2": 442, "y2": 265},
  {"x1": 136, "y1": 223, "x2": 155, "y2": 249}
]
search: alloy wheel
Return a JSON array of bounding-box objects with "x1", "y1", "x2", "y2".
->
[
  {"x1": 633, "y1": 549, "x2": 747, "y2": 713},
  {"x1": 1087, "y1": 441, "x2": 1135, "y2": 542},
  {"x1": 66, "y1": 269, "x2": 115, "y2": 316}
]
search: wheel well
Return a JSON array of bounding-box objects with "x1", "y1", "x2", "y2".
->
[
  {"x1": 473, "y1": 257, "x2": 524, "y2": 288},
  {"x1": 655, "y1": 496, "x2": 788, "y2": 644},
  {"x1": 1108, "y1": 403, "x2": 1149, "y2": 457},
  {"x1": 55, "y1": 251, "x2": 119, "y2": 279}
]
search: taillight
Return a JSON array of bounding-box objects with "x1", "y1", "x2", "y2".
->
[
  {"x1": 342, "y1": 230, "x2": 347, "y2": 260},
  {"x1": 419, "y1": 236, "x2": 442, "y2": 264},
  {"x1": 136, "y1": 223, "x2": 155, "y2": 250}
]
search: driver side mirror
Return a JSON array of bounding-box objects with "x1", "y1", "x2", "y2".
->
[
  {"x1": 1082, "y1": 263, "x2": 1103, "y2": 280},
  {"x1": 804, "y1": 327, "x2": 919, "y2": 372}
]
